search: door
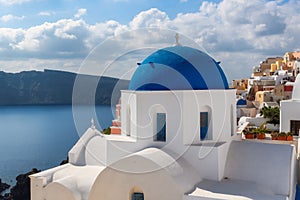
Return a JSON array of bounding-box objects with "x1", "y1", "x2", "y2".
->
[{"x1": 290, "y1": 120, "x2": 300, "y2": 135}]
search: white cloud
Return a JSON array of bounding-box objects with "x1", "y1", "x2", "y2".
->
[
  {"x1": 74, "y1": 8, "x2": 87, "y2": 19},
  {"x1": 130, "y1": 8, "x2": 170, "y2": 29},
  {"x1": 12, "y1": 19, "x2": 92, "y2": 53},
  {"x1": 1, "y1": 0, "x2": 300, "y2": 81},
  {"x1": 0, "y1": 0, "x2": 31, "y2": 5},
  {"x1": 0, "y1": 17, "x2": 126, "y2": 58},
  {"x1": 255, "y1": 24, "x2": 267, "y2": 33},
  {"x1": 0, "y1": 14, "x2": 25, "y2": 22},
  {"x1": 199, "y1": 1, "x2": 217, "y2": 16},
  {"x1": 38, "y1": 11, "x2": 52, "y2": 16},
  {"x1": 88, "y1": 0, "x2": 300, "y2": 80},
  {"x1": 130, "y1": 1, "x2": 297, "y2": 57}
]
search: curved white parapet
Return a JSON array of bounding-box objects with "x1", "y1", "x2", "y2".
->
[
  {"x1": 68, "y1": 128, "x2": 108, "y2": 166},
  {"x1": 88, "y1": 148, "x2": 200, "y2": 200},
  {"x1": 30, "y1": 164, "x2": 105, "y2": 200}
]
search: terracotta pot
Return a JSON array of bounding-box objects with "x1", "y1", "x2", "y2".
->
[
  {"x1": 245, "y1": 134, "x2": 255, "y2": 139},
  {"x1": 287, "y1": 135, "x2": 293, "y2": 141},
  {"x1": 257, "y1": 134, "x2": 265, "y2": 139},
  {"x1": 277, "y1": 135, "x2": 287, "y2": 141},
  {"x1": 271, "y1": 135, "x2": 277, "y2": 140}
]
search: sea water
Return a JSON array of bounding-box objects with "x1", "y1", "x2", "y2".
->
[{"x1": 0, "y1": 105, "x2": 113, "y2": 184}]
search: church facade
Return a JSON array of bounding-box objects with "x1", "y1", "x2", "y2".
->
[{"x1": 30, "y1": 42, "x2": 296, "y2": 200}]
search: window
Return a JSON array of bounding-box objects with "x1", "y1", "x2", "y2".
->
[
  {"x1": 290, "y1": 120, "x2": 300, "y2": 135},
  {"x1": 200, "y1": 112, "x2": 208, "y2": 140},
  {"x1": 132, "y1": 193, "x2": 144, "y2": 200},
  {"x1": 155, "y1": 113, "x2": 166, "y2": 141}
]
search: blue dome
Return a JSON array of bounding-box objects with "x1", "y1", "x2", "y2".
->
[
  {"x1": 129, "y1": 46, "x2": 229, "y2": 91},
  {"x1": 237, "y1": 99, "x2": 247, "y2": 106}
]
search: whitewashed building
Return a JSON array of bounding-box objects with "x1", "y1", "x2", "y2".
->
[
  {"x1": 30, "y1": 43, "x2": 297, "y2": 200},
  {"x1": 281, "y1": 74, "x2": 300, "y2": 135}
]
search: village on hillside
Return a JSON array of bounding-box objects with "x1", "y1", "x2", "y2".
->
[{"x1": 231, "y1": 51, "x2": 300, "y2": 142}]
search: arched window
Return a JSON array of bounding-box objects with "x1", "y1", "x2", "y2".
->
[
  {"x1": 132, "y1": 192, "x2": 144, "y2": 200},
  {"x1": 129, "y1": 186, "x2": 144, "y2": 200},
  {"x1": 200, "y1": 112, "x2": 208, "y2": 140}
]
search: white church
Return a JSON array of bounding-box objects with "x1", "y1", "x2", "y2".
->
[{"x1": 30, "y1": 39, "x2": 297, "y2": 200}]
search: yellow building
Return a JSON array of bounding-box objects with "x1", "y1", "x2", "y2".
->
[
  {"x1": 253, "y1": 57, "x2": 283, "y2": 77},
  {"x1": 231, "y1": 79, "x2": 248, "y2": 91},
  {"x1": 255, "y1": 91, "x2": 273, "y2": 106},
  {"x1": 283, "y1": 52, "x2": 300, "y2": 72}
]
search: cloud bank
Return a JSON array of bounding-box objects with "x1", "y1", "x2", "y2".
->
[
  {"x1": 0, "y1": 0, "x2": 299, "y2": 81},
  {"x1": 0, "y1": 0, "x2": 31, "y2": 6}
]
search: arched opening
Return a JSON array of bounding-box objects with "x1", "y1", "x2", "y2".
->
[
  {"x1": 200, "y1": 112, "x2": 208, "y2": 140},
  {"x1": 129, "y1": 186, "x2": 144, "y2": 200}
]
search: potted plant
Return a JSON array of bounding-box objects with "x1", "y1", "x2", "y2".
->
[
  {"x1": 286, "y1": 132, "x2": 293, "y2": 141},
  {"x1": 256, "y1": 132, "x2": 265, "y2": 139},
  {"x1": 244, "y1": 129, "x2": 255, "y2": 139},
  {"x1": 260, "y1": 106, "x2": 280, "y2": 126},
  {"x1": 256, "y1": 128, "x2": 266, "y2": 139},
  {"x1": 271, "y1": 132, "x2": 278, "y2": 140},
  {"x1": 277, "y1": 132, "x2": 287, "y2": 141}
]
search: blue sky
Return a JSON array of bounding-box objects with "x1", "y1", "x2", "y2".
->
[
  {"x1": 0, "y1": 0, "x2": 211, "y2": 28},
  {"x1": 0, "y1": 0, "x2": 299, "y2": 81}
]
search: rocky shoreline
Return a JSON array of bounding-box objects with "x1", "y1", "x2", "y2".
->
[
  {"x1": 0, "y1": 159, "x2": 68, "y2": 200},
  {"x1": 0, "y1": 168, "x2": 40, "y2": 200},
  {"x1": 0, "y1": 179, "x2": 10, "y2": 195}
]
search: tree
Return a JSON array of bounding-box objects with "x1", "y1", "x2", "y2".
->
[{"x1": 260, "y1": 106, "x2": 280, "y2": 126}]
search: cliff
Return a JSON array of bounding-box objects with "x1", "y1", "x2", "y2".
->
[{"x1": 0, "y1": 70, "x2": 129, "y2": 105}]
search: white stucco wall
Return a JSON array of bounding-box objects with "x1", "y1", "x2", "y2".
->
[
  {"x1": 30, "y1": 164, "x2": 104, "y2": 200},
  {"x1": 239, "y1": 116, "x2": 267, "y2": 127},
  {"x1": 182, "y1": 142, "x2": 230, "y2": 181},
  {"x1": 89, "y1": 167, "x2": 182, "y2": 200},
  {"x1": 120, "y1": 92, "x2": 137, "y2": 137},
  {"x1": 67, "y1": 89, "x2": 237, "y2": 185},
  {"x1": 68, "y1": 128, "x2": 107, "y2": 166},
  {"x1": 121, "y1": 89, "x2": 236, "y2": 146},
  {"x1": 225, "y1": 141, "x2": 296, "y2": 199},
  {"x1": 280, "y1": 100, "x2": 300, "y2": 133},
  {"x1": 31, "y1": 89, "x2": 240, "y2": 200},
  {"x1": 88, "y1": 148, "x2": 200, "y2": 200}
]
